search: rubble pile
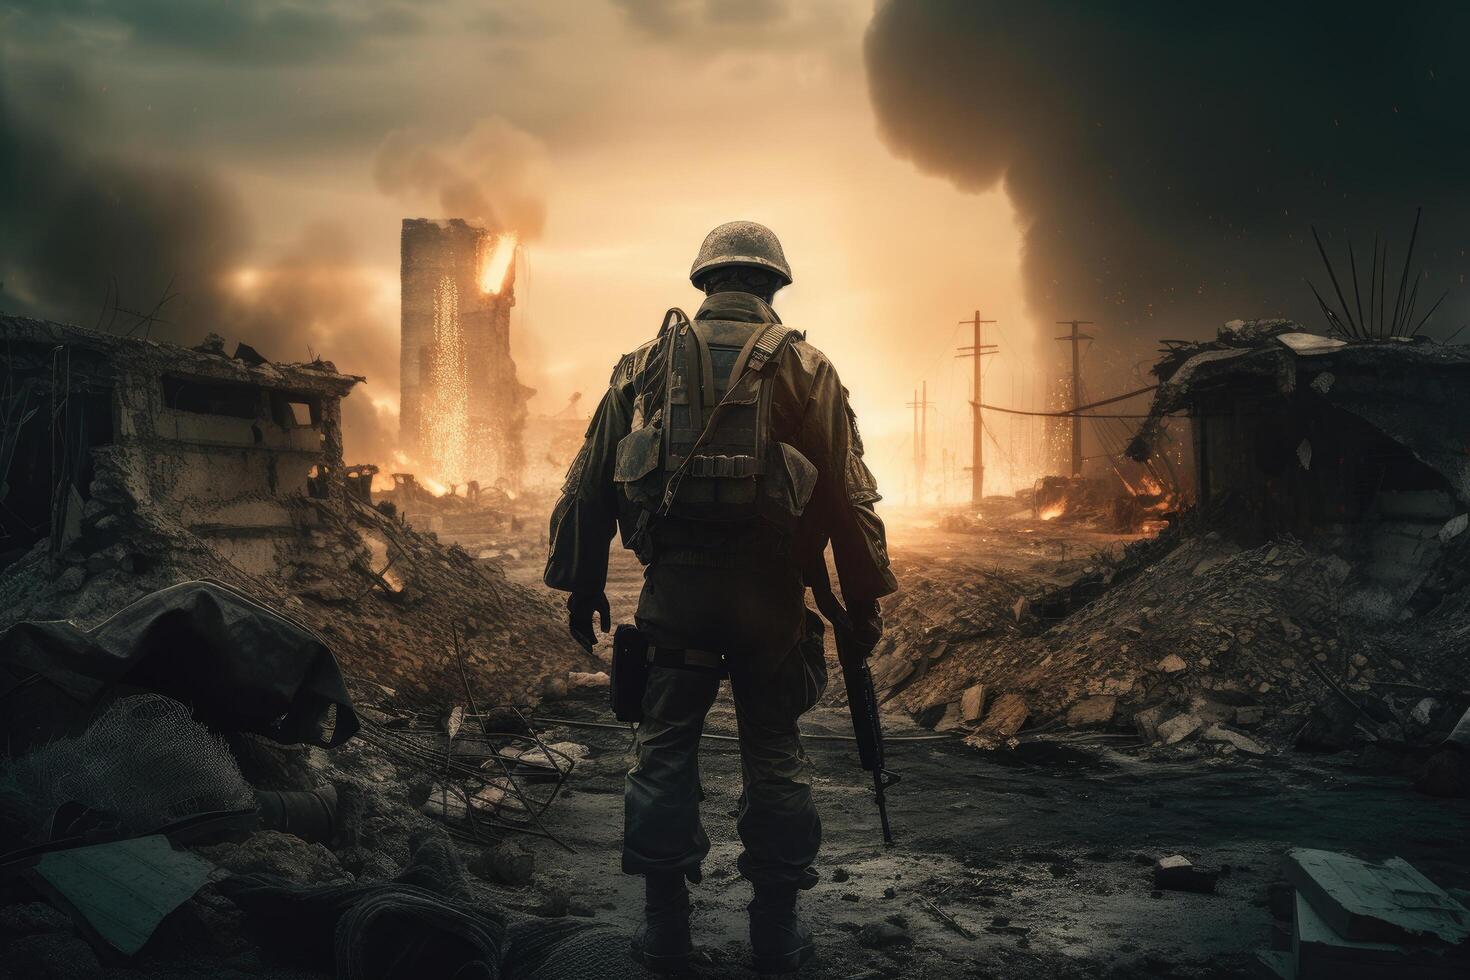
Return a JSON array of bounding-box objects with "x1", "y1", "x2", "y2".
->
[
  {"x1": 882, "y1": 533, "x2": 1470, "y2": 755},
  {"x1": 0, "y1": 449, "x2": 595, "y2": 705}
]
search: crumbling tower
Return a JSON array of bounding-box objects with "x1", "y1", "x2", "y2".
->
[{"x1": 400, "y1": 218, "x2": 531, "y2": 488}]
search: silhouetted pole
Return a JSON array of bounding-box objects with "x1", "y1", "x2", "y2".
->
[
  {"x1": 1054, "y1": 320, "x2": 1095, "y2": 478},
  {"x1": 956, "y1": 311, "x2": 998, "y2": 506},
  {"x1": 906, "y1": 383, "x2": 932, "y2": 505}
]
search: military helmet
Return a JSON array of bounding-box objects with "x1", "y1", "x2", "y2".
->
[{"x1": 689, "y1": 221, "x2": 792, "y2": 288}]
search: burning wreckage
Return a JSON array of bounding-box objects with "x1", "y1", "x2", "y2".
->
[
  {"x1": 877, "y1": 320, "x2": 1470, "y2": 780},
  {"x1": 0, "y1": 315, "x2": 639, "y2": 978}
]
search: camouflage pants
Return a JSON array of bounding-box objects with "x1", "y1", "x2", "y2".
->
[{"x1": 621, "y1": 613, "x2": 828, "y2": 890}]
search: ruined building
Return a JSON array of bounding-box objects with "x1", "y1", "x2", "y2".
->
[
  {"x1": 0, "y1": 313, "x2": 593, "y2": 703},
  {"x1": 1129, "y1": 319, "x2": 1470, "y2": 613},
  {"x1": 0, "y1": 315, "x2": 360, "y2": 577},
  {"x1": 399, "y1": 218, "x2": 532, "y2": 489}
]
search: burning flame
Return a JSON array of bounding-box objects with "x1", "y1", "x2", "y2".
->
[
  {"x1": 478, "y1": 232, "x2": 518, "y2": 295},
  {"x1": 1038, "y1": 501, "x2": 1066, "y2": 521},
  {"x1": 420, "y1": 475, "x2": 449, "y2": 496}
]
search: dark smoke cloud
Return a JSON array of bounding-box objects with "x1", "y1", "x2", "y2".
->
[
  {"x1": 865, "y1": 1, "x2": 1470, "y2": 350},
  {"x1": 0, "y1": 67, "x2": 396, "y2": 463},
  {"x1": 0, "y1": 72, "x2": 250, "y2": 333}
]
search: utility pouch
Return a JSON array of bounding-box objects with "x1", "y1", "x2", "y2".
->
[{"x1": 610, "y1": 624, "x2": 651, "y2": 723}]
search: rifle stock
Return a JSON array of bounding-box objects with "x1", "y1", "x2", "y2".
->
[{"x1": 811, "y1": 575, "x2": 898, "y2": 846}]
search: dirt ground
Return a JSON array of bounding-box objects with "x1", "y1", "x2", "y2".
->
[{"x1": 500, "y1": 511, "x2": 1470, "y2": 979}]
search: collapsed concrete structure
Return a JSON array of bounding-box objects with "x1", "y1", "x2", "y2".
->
[
  {"x1": 399, "y1": 218, "x2": 532, "y2": 490},
  {"x1": 1129, "y1": 319, "x2": 1470, "y2": 613},
  {"x1": 0, "y1": 314, "x2": 595, "y2": 704},
  {"x1": 1, "y1": 315, "x2": 360, "y2": 576}
]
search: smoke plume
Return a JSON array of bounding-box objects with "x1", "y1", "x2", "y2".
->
[
  {"x1": 373, "y1": 116, "x2": 549, "y2": 238},
  {"x1": 864, "y1": 1, "x2": 1470, "y2": 351}
]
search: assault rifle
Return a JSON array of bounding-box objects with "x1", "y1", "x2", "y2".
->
[{"x1": 810, "y1": 562, "x2": 898, "y2": 846}]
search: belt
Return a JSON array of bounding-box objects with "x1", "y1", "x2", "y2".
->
[{"x1": 648, "y1": 646, "x2": 726, "y2": 673}]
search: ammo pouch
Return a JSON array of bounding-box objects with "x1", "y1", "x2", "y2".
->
[{"x1": 613, "y1": 317, "x2": 817, "y2": 557}]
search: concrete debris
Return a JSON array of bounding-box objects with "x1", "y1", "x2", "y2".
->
[
  {"x1": 960, "y1": 683, "x2": 987, "y2": 724},
  {"x1": 0, "y1": 316, "x2": 597, "y2": 708},
  {"x1": 1064, "y1": 695, "x2": 1116, "y2": 727},
  {"x1": 1284, "y1": 848, "x2": 1470, "y2": 947},
  {"x1": 1157, "y1": 713, "x2": 1202, "y2": 745},
  {"x1": 1153, "y1": 855, "x2": 1219, "y2": 894},
  {"x1": 1155, "y1": 654, "x2": 1188, "y2": 673},
  {"x1": 1201, "y1": 724, "x2": 1270, "y2": 756},
  {"x1": 983, "y1": 693, "x2": 1029, "y2": 737}
]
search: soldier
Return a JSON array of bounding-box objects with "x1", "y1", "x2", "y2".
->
[{"x1": 545, "y1": 221, "x2": 896, "y2": 973}]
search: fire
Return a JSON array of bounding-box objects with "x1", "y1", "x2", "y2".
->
[
  {"x1": 477, "y1": 232, "x2": 518, "y2": 295},
  {"x1": 420, "y1": 475, "x2": 449, "y2": 496},
  {"x1": 1038, "y1": 501, "x2": 1066, "y2": 521}
]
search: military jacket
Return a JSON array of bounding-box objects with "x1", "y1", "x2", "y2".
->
[{"x1": 545, "y1": 291, "x2": 896, "y2": 653}]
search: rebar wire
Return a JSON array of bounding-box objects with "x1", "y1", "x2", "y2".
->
[{"x1": 530, "y1": 715, "x2": 956, "y2": 743}]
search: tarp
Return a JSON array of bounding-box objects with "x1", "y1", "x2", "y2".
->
[{"x1": 0, "y1": 580, "x2": 358, "y2": 748}]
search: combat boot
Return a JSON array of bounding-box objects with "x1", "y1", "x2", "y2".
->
[
  {"x1": 630, "y1": 872, "x2": 693, "y2": 973},
  {"x1": 748, "y1": 886, "x2": 815, "y2": 973}
]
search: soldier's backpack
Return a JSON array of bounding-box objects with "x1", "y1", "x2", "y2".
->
[{"x1": 614, "y1": 308, "x2": 818, "y2": 559}]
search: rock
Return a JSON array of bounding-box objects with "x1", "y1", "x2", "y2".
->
[
  {"x1": 1012, "y1": 595, "x2": 1031, "y2": 622},
  {"x1": 1234, "y1": 706, "x2": 1265, "y2": 728},
  {"x1": 1134, "y1": 704, "x2": 1168, "y2": 741},
  {"x1": 1157, "y1": 713, "x2": 1202, "y2": 745},
  {"x1": 857, "y1": 921, "x2": 912, "y2": 948},
  {"x1": 983, "y1": 693, "x2": 1029, "y2": 737},
  {"x1": 542, "y1": 675, "x2": 569, "y2": 699},
  {"x1": 1156, "y1": 654, "x2": 1188, "y2": 674},
  {"x1": 468, "y1": 841, "x2": 536, "y2": 887},
  {"x1": 934, "y1": 702, "x2": 962, "y2": 732},
  {"x1": 197, "y1": 830, "x2": 349, "y2": 884},
  {"x1": 1065, "y1": 695, "x2": 1117, "y2": 727},
  {"x1": 544, "y1": 741, "x2": 591, "y2": 762},
  {"x1": 1410, "y1": 698, "x2": 1443, "y2": 731},
  {"x1": 0, "y1": 932, "x2": 102, "y2": 980},
  {"x1": 960, "y1": 683, "x2": 987, "y2": 724},
  {"x1": 1153, "y1": 855, "x2": 1218, "y2": 894},
  {"x1": 1202, "y1": 724, "x2": 1270, "y2": 756},
  {"x1": 831, "y1": 867, "x2": 850, "y2": 883},
  {"x1": 0, "y1": 903, "x2": 71, "y2": 937},
  {"x1": 567, "y1": 671, "x2": 609, "y2": 689}
]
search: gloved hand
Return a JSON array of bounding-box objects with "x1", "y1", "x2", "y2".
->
[
  {"x1": 568, "y1": 591, "x2": 611, "y2": 652},
  {"x1": 847, "y1": 598, "x2": 883, "y2": 650}
]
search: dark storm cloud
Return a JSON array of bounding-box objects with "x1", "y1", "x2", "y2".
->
[
  {"x1": 864, "y1": 1, "x2": 1470, "y2": 348},
  {"x1": 3, "y1": 0, "x2": 426, "y2": 64},
  {"x1": 0, "y1": 70, "x2": 251, "y2": 333}
]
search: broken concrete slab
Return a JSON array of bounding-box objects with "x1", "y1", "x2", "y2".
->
[
  {"x1": 1156, "y1": 654, "x2": 1188, "y2": 673},
  {"x1": 1202, "y1": 724, "x2": 1270, "y2": 756},
  {"x1": 1293, "y1": 891, "x2": 1467, "y2": 979},
  {"x1": 960, "y1": 683, "x2": 986, "y2": 724},
  {"x1": 1157, "y1": 712, "x2": 1203, "y2": 745},
  {"x1": 1285, "y1": 848, "x2": 1470, "y2": 947},
  {"x1": 1153, "y1": 855, "x2": 1219, "y2": 894},
  {"x1": 1133, "y1": 704, "x2": 1167, "y2": 741},
  {"x1": 1065, "y1": 695, "x2": 1117, "y2": 727},
  {"x1": 982, "y1": 692, "x2": 1029, "y2": 737}
]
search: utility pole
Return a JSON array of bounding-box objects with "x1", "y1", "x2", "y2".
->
[
  {"x1": 906, "y1": 382, "x2": 932, "y2": 505},
  {"x1": 956, "y1": 311, "x2": 998, "y2": 506},
  {"x1": 1054, "y1": 320, "x2": 1095, "y2": 478}
]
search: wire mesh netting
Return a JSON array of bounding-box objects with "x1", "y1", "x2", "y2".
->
[{"x1": 0, "y1": 693, "x2": 255, "y2": 841}]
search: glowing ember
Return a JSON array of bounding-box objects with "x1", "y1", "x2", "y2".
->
[
  {"x1": 423, "y1": 274, "x2": 470, "y2": 483},
  {"x1": 477, "y1": 232, "x2": 518, "y2": 295},
  {"x1": 1038, "y1": 501, "x2": 1066, "y2": 521},
  {"x1": 420, "y1": 475, "x2": 449, "y2": 496}
]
